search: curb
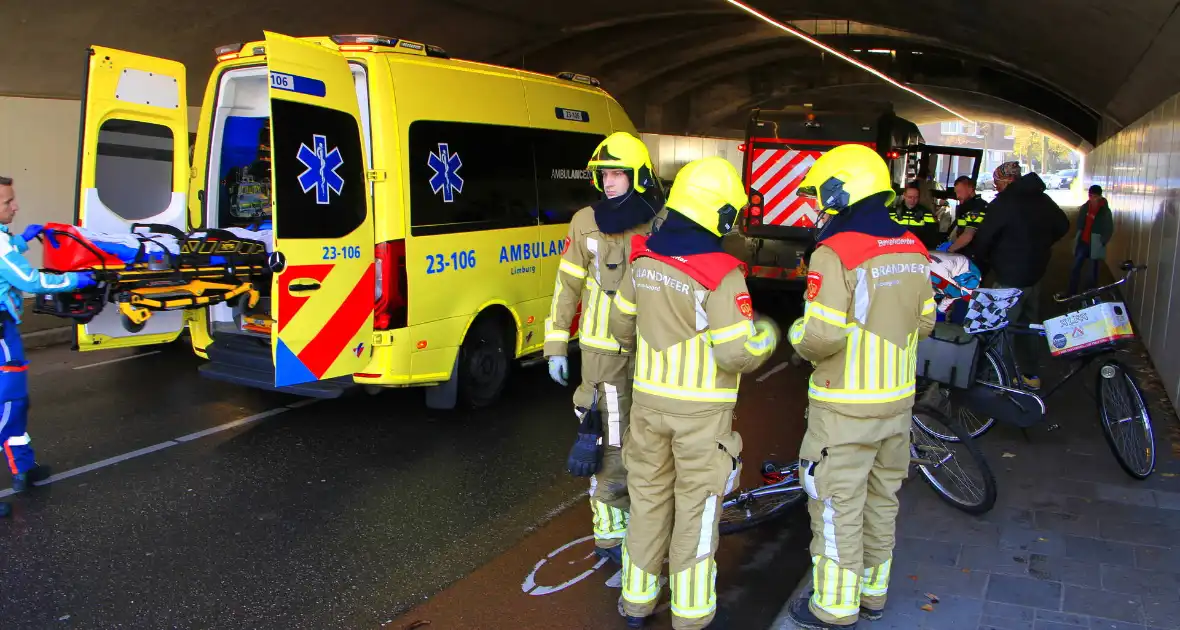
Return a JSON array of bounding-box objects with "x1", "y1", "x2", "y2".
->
[{"x1": 21, "y1": 326, "x2": 74, "y2": 349}]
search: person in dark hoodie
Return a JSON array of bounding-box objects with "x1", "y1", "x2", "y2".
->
[
  {"x1": 543, "y1": 131, "x2": 663, "y2": 566},
  {"x1": 971, "y1": 161, "x2": 1070, "y2": 389}
]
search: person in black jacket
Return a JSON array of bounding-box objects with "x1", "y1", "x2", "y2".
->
[{"x1": 972, "y1": 161, "x2": 1070, "y2": 389}]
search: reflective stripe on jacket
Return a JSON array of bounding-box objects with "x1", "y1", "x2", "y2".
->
[
  {"x1": 544, "y1": 206, "x2": 654, "y2": 357},
  {"x1": 610, "y1": 242, "x2": 773, "y2": 413},
  {"x1": 789, "y1": 232, "x2": 936, "y2": 418}
]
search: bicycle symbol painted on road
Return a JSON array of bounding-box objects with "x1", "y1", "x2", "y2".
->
[{"x1": 521, "y1": 535, "x2": 618, "y2": 596}]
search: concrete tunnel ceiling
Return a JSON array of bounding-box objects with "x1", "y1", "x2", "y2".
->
[{"x1": 7, "y1": 0, "x2": 1180, "y2": 149}]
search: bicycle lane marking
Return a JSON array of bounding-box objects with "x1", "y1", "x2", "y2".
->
[{"x1": 521, "y1": 534, "x2": 611, "y2": 596}]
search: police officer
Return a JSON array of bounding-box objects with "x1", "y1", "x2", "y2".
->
[
  {"x1": 890, "y1": 181, "x2": 941, "y2": 249},
  {"x1": 784, "y1": 145, "x2": 936, "y2": 628},
  {"x1": 946, "y1": 176, "x2": 988, "y2": 262},
  {"x1": 0, "y1": 176, "x2": 96, "y2": 505},
  {"x1": 544, "y1": 132, "x2": 662, "y2": 563},
  {"x1": 609, "y1": 157, "x2": 778, "y2": 629}
]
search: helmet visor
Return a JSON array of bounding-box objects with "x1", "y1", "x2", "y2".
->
[{"x1": 796, "y1": 184, "x2": 818, "y2": 200}]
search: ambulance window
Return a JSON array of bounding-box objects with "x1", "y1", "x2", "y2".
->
[
  {"x1": 408, "y1": 121, "x2": 537, "y2": 236},
  {"x1": 270, "y1": 100, "x2": 367, "y2": 239},
  {"x1": 94, "y1": 119, "x2": 175, "y2": 221},
  {"x1": 533, "y1": 130, "x2": 605, "y2": 225}
]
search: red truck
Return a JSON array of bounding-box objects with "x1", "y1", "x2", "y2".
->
[{"x1": 731, "y1": 106, "x2": 983, "y2": 290}]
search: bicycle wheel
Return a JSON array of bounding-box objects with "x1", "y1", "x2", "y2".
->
[
  {"x1": 914, "y1": 347, "x2": 1005, "y2": 442},
  {"x1": 910, "y1": 407, "x2": 997, "y2": 515},
  {"x1": 718, "y1": 463, "x2": 806, "y2": 535},
  {"x1": 1096, "y1": 359, "x2": 1156, "y2": 479}
]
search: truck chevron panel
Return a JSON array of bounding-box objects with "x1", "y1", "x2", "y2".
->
[{"x1": 750, "y1": 147, "x2": 821, "y2": 227}]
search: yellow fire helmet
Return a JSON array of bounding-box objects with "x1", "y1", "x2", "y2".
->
[
  {"x1": 664, "y1": 156, "x2": 748, "y2": 237},
  {"x1": 797, "y1": 143, "x2": 896, "y2": 215},
  {"x1": 587, "y1": 131, "x2": 656, "y2": 194}
]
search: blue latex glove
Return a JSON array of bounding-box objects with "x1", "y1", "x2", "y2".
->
[
  {"x1": 936, "y1": 241, "x2": 953, "y2": 252},
  {"x1": 20, "y1": 225, "x2": 44, "y2": 243},
  {"x1": 548, "y1": 355, "x2": 569, "y2": 386},
  {"x1": 74, "y1": 272, "x2": 98, "y2": 290}
]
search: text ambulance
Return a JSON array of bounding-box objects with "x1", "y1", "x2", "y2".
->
[{"x1": 69, "y1": 31, "x2": 637, "y2": 409}]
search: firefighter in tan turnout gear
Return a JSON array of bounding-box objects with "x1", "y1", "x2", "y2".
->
[
  {"x1": 608, "y1": 157, "x2": 779, "y2": 629},
  {"x1": 544, "y1": 132, "x2": 662, "y2": 564},
  {"x1": 785, "y1": 144, "x2": 936, "y2": 629}
]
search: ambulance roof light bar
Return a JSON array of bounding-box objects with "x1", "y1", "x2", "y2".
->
[
  {"x1": 721, "y1": 0, "x2": 973, "y2": 124},
  {"x1": 556, "y1": 72, "x2": 602, "y2": 87}
]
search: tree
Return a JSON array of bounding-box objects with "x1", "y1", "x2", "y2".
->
[{"x1": 1012, "y1": 127, "x2": 1072, "y2": 172}]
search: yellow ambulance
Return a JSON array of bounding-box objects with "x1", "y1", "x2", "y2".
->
[{"x1": 71, "y1": 31, "x2": 638, "y2": 408}]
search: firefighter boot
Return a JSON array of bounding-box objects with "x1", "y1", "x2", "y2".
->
[
  {"x1": 788, "y1": 598, "x2": 858, "y2": 629},
  {"x1": 12, "y1": 472, "x2": 28, "y2": 493}
]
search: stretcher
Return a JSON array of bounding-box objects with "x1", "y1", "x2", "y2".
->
[{"x1": 32, "y1": 221, "x2": 271, "y2": 333}]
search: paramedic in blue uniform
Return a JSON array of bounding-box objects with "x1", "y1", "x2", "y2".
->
[{"x1": 0, "y1": 175, "x2": 95, "y2": 500}]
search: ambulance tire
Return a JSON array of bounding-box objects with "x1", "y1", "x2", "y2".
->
[{"x1": 456, "y1": 316, "x2": 512, "y2": 410}]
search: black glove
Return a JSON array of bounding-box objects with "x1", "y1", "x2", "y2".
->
[{"x1": 566, "y1": 402, "x2": 603, "y2": 477}]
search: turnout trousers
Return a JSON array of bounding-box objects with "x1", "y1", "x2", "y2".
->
[
  {"x1": 573, "y1": 350, "x2": 633, "y2": 548},
  {"x1": 799, "y1": 406, "x2": 910, "y2": 625},
  {"x1": 0, "y1": 313, "x2": 33, "y2": 476},
  {"x1": 619, "y1": 403, "x2": 742, "y2": 630}
]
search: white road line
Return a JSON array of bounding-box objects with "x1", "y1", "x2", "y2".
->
[
  {"x1": 0, "y1": 400, "x2": 316, "y2": 498},
  {"x1": 756, "y1": 361, "x2": 790, "y2": 382},
  {"x1": 72, "y1": 351, "x2": 161, "y2": 370}
]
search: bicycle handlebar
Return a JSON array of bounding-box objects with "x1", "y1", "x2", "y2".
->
[{"x1": 1053, "y1": 259, "x2": 1146, "y2": 305}]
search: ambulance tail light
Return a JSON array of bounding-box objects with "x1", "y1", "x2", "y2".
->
[{"x1": 374, "y1": 239, "x2": 408, "y2": 330}]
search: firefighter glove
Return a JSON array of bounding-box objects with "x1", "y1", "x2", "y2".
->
[
  {"x1": 548, "y1": 355, "x2": 569, "y2": 386},
  {"x1": 567, "y1": 403, "x2": 602, "y2": 477}
]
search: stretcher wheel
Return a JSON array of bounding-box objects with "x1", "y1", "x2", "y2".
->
[{"x1": 121, "y1": 313, "x2": 147, "y2": 334}]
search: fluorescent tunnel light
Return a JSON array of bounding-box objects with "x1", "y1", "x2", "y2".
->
[{"x1": 722, "y1": 0, "x2": 973, "y2": 123}]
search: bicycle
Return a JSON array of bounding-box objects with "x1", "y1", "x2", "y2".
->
[
  {"x1": 914, "y1": 260, "x2": 1157, "y2": 479},
  {"x1": 718, "y1": 401, "x2": 997, "y2": 535}
]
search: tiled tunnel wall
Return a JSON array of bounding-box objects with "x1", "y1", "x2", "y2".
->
[{"x1": 1086, "y1": 94, "x2": 1180, "y2": 412}]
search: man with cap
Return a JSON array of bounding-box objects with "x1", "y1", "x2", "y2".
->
[{"x1": 971, "y1": 161, "x2": 1069, "y2": 389}]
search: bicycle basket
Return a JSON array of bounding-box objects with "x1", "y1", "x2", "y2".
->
[
  {"x1": 1042, "y1": 301, "x2": 1135, "y2": 357},
  {"x1": 961, "y1": 287, "x2": 1023, "y2": 334},
  {"x1": 916, "y1": 331, "x2": 980, "y2": 390}
]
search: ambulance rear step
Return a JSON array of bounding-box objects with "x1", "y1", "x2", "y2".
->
[{"x1": 198, "y1": 336, "x2": 358, "y2": 399}]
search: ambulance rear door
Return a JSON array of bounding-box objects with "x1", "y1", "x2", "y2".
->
[
  {"x1": 73, "y1": 46, "x2": 190, "y2": 350},
  {"x1": 264, "y1": 31, "x2": 375, "y2": 388}
]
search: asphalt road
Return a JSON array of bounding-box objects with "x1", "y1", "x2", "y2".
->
[{"x1": 0, "y1": 293, "x2": 812, "y2": 630}]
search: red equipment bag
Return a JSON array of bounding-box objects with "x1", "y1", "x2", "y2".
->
[{"x1": 39, "y1": 222, "x2": 122, "y2": 271}]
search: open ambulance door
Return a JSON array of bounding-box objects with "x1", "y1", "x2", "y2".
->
[
  {"x1": 264, "y1": 31, "x2": 375, "y2": 388},
  {"x1": 74, "y1": 46, "x2": 190, "y2": 351}
]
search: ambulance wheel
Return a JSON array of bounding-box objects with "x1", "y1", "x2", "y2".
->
[
  {"x1": 120, "y1": 313, "x2": 147, "y2": 334},
  {"x1": 456, "y1": 317, "x2": 511, "y2": 409}
]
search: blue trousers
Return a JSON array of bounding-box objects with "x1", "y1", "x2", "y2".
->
[
  {"x1": 0, "y1": 314, "x2": 33, "y2": 476},
  {"x1": 1069, "y1": 241, "x2": 1101, "y2": 297}
]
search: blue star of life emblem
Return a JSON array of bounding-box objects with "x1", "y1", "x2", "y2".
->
[
  {"x1": 428, "y1": 143, "x2": 464, "y2": 203},
  {"x1": 296, "y1": 134, "x2": 345, "y2": 204}
]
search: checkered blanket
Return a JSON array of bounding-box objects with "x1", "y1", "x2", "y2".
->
[{"x1": 961, "y1": 287, "x2": 1023, "y2": 333}]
